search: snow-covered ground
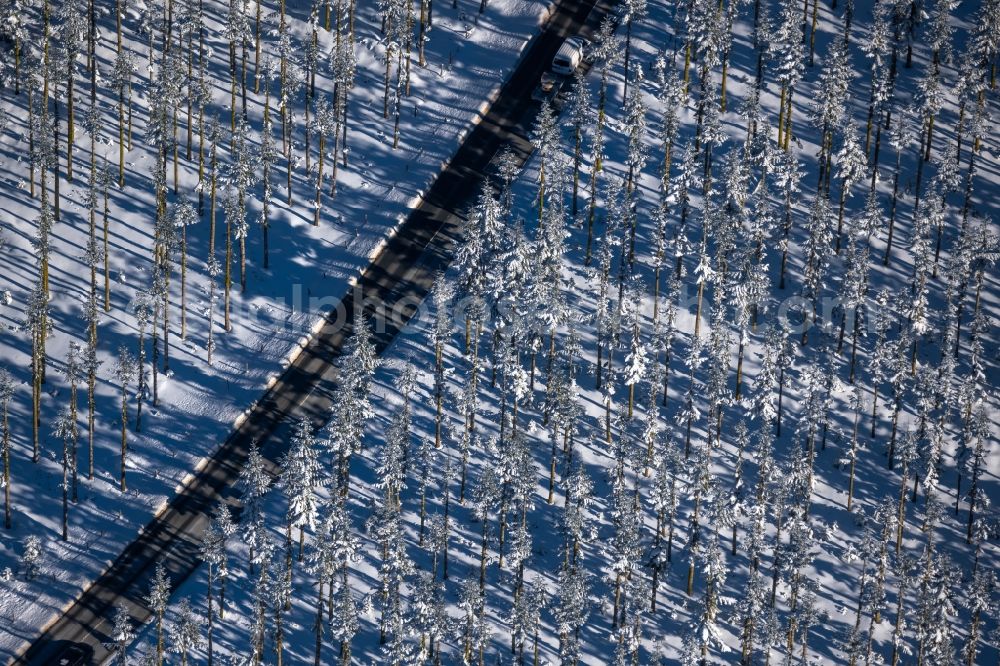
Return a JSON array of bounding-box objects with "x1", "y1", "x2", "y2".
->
[
  {"x1": 0, "y1": 0, "x2": 556, "y2": 660},
  {"x1": 118, "y1": 0, "x2": 1000, "y2": 664}
]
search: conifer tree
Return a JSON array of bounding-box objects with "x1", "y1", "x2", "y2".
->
[
  {"x1": 107, "y1": 602, "x2": 135, "y2": 666},
  {"x1": 167, "y1": 598, "x2": 202, "y2": 666},
  {"x1": 147, "y1": 560, "x2": 172, "y2": 666},
  {"x1": 238, "y1": 440, "x2": 272, "y2": 573},
  {"x1": 53, "y1": 405, "x2": 75, "y2": 541},
  {"x1": 281, "y1": 418, "x2": 322, "y2": 563},
  {"x1": 328, "y1": 313, "x2": 379, "y2": 497},
  {"x1": 199, "y1": 503, "x2": 232, "y2": 665},
  {"x1": 0, "y1": 367, "x2": 12, "y2": 529},
  {"x1": 114, "y1": 346, "x2": 137, "y2": 491}
]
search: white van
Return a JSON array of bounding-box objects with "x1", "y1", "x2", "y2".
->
[{"x1": 551, "y1": 37, "x2": 587, "y2": 76}]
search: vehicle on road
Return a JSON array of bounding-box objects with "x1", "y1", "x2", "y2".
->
[
  {"x1": 52, "y1": 642, "x2": 93, "y2": 666},
  {"x1": 531, "y1": 70, "x2": 563, "y2": 103},
  {"x1": 551, "y1": 36, "x2": 588, "y2": 75}
]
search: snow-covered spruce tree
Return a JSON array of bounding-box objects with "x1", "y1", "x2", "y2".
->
[
  {"x1": 841, "y1": 508, "x2": 878, "y2": 666},
  {"x1": 219, "y1": 188, "x2": 239, "y2": 332},
  {"x1": 248, "y1": 541, "x2": 274, "y2": 665},
  {"x1": 110, "y1": 45, "x2": 134, "y2": 185},
  {"x1": 223, "y1": 0, "x2": 252, "y2": 131},
  {"x1": 61, "y1": 341, "x2": 82, "y2": 503},
  {"x1": 327, "y1": 312, "x2": 379, "y2": 497},
  {"x1": 772, "y1": 147, "x2": 802, "y2": 291},
  {"x1": 861, "y1": 0, "x2": 894, "y2": 167},
  {"x1": 171, "y1": 199, "x2": 198, "y2": 340},
  {"x1": 328, "y1": 0, "x2": 357, "y2": 191},
  {"x1": 113, "y1": 346, "x2": 137, "y2": 491},
  {"x1": 367, "y1": 485, "x2": 414, "y2": 661},
  {"x1": 962, "y1": 554, "x2": 997, "y2": 666},
  {"x1": 229, "y1": 115, "x2": 258, "y2": 295},
  {"x1": 888, "y1": 548, "x2": 918, "y2": 666},
  {"x1": 613, "y1": 570, "x2": 646, "y2": 665},
  {"x1": 731, "y1": 474, "x2": 770, "y2": 663},
  {"x1": 649, "y1": 434, "x2": 685, "y2": 608},
  {"x1": 535, "y1": 172, "x2": 570, "y2": 389},
  {"x1": 25, "y1": 288, "x2": 48, "y2": 462},
  {"x1": 622, "y1": 64, "x2": 648, "y2": 265},
  {"x1": 238, "y1": 439, "x2": 271, "y2": 573},
  {"x1": 146, "y1": 559, "x2": 172, "y2": 666},
  {"x1": 779, "y1": 510, "x2": 832, "y2": 658},
  {"x1": 565, "y1": 69, "x2": 592, "y2": 221},
  {"x1": 0, "y1": 367, "x2": 12, "y2": 529},
  {"x1": 561, "y1": 454, "x2": 594, "y2": 571},
  {"x1": 910, "y1": 71, "x2": 943, "y2": 221},
  {"x1": 54, "y1": 405, "x2": 76, "y2": 541},
  {"x1": 555, "y1": 536, "x2": 590, "y2": 665},
  {"x1": 832, "y1": 119, "x2": 868, "y2": 253},
  {"x1": 82, "y1": 260, "x2": 101, "y2": 479},
  {"x1": 963, "y1": 464, "x2": 998, "y2": 666},
  {"x1": 377, "y1": 367, "x2": 413, "y2": 514},
  {"x1": 471, "y1": 441, "x2": 501, "y2": 591},
  {"x1": 703, "y1": 248, "x2": 733, "y2": 443},
  {"x1": 128, "y1": 295, "x2": 150, "y2": 426},
  {"x1": 963, "y1": 399, "x2": 992, "y2": 545},
  {"x1": 55, "y1": 0, "x2": 88, "y2": 182},
  {"x1": 410, "y1": 568, "x2": 448, "y2": 664},
  {"x1": 256, "y1": 56, "x2": 277, "y2": 267},
  {"x1": 505, "y1": 420, "x2": 538, "y2": 620},
  {"x1": 547, "y1": 323, "x2": 582, "y2": 497},
  {"x1": 330, "y1": 573, "x2": 360, "y2": 665},
  {"x1": 302, "y1": 1, "x2": 322, "y2": 174},
  {"x1": 606, "y1": 432, "x2": 642, "y2": 627},
  {"x1": 311, "y1": 93, "x2": 336, "y2": 226},
  {"x1": 792, "y1": 351, "x2": 835, "y2": 515},
  {"x1": 798, "y1": 192, "x2": 833, "y2": 345},
  {"x1": 584, "y1": 18, "x2": 620, "y2": 264},
  {"x1": 19, "y1": 533, "x2": 41, "y2": 580},
  {"x1": 907, "y1": 189, "x2": 941, "y2": 370},
  {"x1": 531, "y1": 100, "x2": 561, "y2": 229},
  {"x1": 430, "y1": 274, "x2": 453, "y2": 448},
  {"x1": 422, "y1": 510, "x2": 450, "y2": 584},
  {"x1": 413, "y1": 431, "x2": 439, "y2": 549},
  {"x1": 512, "y1": 575, "x2": 547, "y2": 665},
  {"x1": 308, "y1": 496, "x2": 358, "y2": 665},
  {"x1": 281, "y1": 418, "x2": 323, "y2": 566},
  {"x1": 378, "y1": 0, "x2": 409, "y2": 121},
  {"x1": 148, "y1": 213, "x2": 174, "y2": 402},
  {"x1": 106, "y1": 602, "x2": 135, "y2": 666},
  {"x1": 617, "y1": 0, "x2": 647, "y2": 101},
  {"x1": 199, "y1": 502, "x2": 234, "y2": 663},
  {"x1": 913, "y1": 496, "x2": 959, "y2": 665},
  {"x1": 270, "y1": 536, "x2": 293, "y2": 666},
  {"x1": 619, "y1": 283, "x2": 647, "y2": 426},
  {"x1": 167, "y1": 598, "x2": 203, "y2": 666},
  {"x1": 730, "y1": 186, "x2": 774, "y2": 399},
  {"x1": 653, "y1": 47, "x2": 683, "y2": 196},
  {"x1": 681, "y1": 491, "x2": 732, "y2": 666},
  {"x1": 677, "y1": 329, "x2": 706, "y2": 460},
  {"x1": 882, "y1": 106, "x2": 915, "y2": 265},
  {"x1": 457, "y1": 574, "x2": 492, "y2": 665},
  {"x1": 593, "y1": 176, "x2": 623, "y2": 393},
  {"x1": 0, "y1": 0, "x2": 27, "y2": 90},
  {"x1": 844, "y1": 193, "x2": 879, "y2": 380},
  {"x1": 767, "y1": 0, "x2": 804, "y2": 153}
]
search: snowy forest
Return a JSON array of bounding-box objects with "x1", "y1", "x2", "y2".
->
[{"x1": 0, "y1": 0, "x2": 999, "y2": 664}]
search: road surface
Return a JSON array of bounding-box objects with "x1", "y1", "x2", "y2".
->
[{"x1": 13, "y1": 0, "x2": 615, "y2": 662}]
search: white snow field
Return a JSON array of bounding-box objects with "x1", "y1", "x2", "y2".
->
[
  {"x1": 122, "y1": 0, "x2": 1000, "y2": 665},
  {"x1": 0, "y1": 0, "x2": 558, "y2": 660}
]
